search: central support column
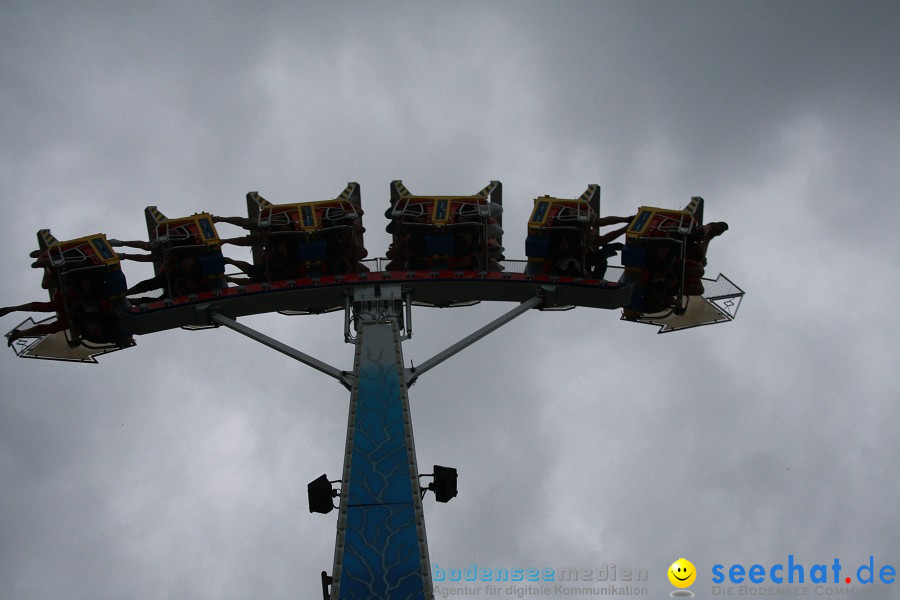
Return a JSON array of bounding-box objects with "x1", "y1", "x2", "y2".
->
[{"x1": 331, "y1": 287, "x2": 432, "y2": 599}]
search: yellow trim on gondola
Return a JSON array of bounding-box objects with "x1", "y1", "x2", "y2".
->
[
  {"x1": 432, "y1": 198, "x2": 451, "y2": 224},
  {"x1": 528, "y1": 196, "x2": 590, "y2": 232},
  {"x1": 38, "y1": 229, "x2": 60, "y2": 250},
  {"x1": 626, "y1": 206, "x2": 694, "y2": 239},
  {"x1": 684, "y1": 196, "x2": 702, "y2": 219},
  {"x1": 294, "y1": 202, "x2": 320, "y2": 231},
  {"x1": 528, "y1": 197, "x2": 553, "y2": 227},
  {"x1": 145, "y1": 206, "x2": 167, "y2": 227},
  {"x1": 159, "y1": 213, "x2": 220, "y2": 244},
  {"x1": 400, "y1": 195, "x2": 488, "y2": 226},
  {"x1": 259, "y1": 199, "x2": 360, "y2": 231},
  {"x1": 47, "y1": 233, "x2": 120, "y2": 266}
]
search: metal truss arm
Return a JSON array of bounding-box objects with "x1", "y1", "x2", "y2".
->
[
  {"x1": 209, "y1": 312, "x2": 354, "y2": 390},
  {"x1": 404, "y1": 293, "x2": 545, "y2": 386}
]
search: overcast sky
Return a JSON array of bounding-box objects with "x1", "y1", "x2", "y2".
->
[{"x1": 1, "y1": 2, "x2": 898, "y2": 599}]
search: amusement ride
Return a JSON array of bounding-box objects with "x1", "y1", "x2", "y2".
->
[{"x1": 3, "y1": 181, "x2": 743, "y2": 599}]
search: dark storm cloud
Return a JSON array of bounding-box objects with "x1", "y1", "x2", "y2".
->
[{"x1": 514, "y1": 2, "x2": 900, "y2": 169}]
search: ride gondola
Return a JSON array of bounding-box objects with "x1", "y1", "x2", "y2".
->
[
  {"x1": 243, "y1": 182, "x2": 367, "y2": 281},
  {"x1": 619, "y1": 196, "x2": 742, "y2": 331},
  {"x1": 4, "y1": 229, "x2": 134, "y2": 362},
  {"x1": 141, "y1": 207, "x2": 228, "y2": 299},
  {"x1": 525, "y1": 184, "x2": 631, "y2": 279},
  {"x1": 384, "y1": 180, "x2": 503, "y2": 272}
]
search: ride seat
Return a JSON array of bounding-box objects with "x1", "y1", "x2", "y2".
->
[
  {"x1": 621, "y1": 246, "x2": 647, "y2": 268},
  {"x1": 424, "y1": 233, "x2": 454, "y2": 255},
  {"x1": 100, "y1": 269, "x2": 128, "y2": 295},
  {"x1": 297, "y1": 238, "x2": 328, "y2": 262},
  {"x1": 525, "y1": 234, "x2": 550, "y2": 258},
  {"x1": 199, "y1": 251, "x2": 225, "y2": 277}
]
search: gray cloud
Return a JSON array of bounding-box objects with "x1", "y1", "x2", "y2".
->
[{"x1": 1, "y1": 2, "x2": 898, "y2": 598}]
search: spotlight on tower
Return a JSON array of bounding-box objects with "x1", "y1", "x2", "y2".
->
[
  {"x1": 420, "y1": 465, "x2": 458, "y2": 503},
  {"x1": 308, "y1": 474, "x2": 340, "y2": 514}
]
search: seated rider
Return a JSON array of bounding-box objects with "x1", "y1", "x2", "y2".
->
[
  {"x1": 687, "y1": 221, "x2": 728, "y2": 266},
  {"x1": 3, "y1": 268, "x2": 129, "y2": 347},
  {"x1": 629, "y1": 220, "x2": 728, "y2": 311},
  {"x1": 122, "y1": 241, "x2": 230, "y2": 298},
  {"x1": 547, "y1": 215, "x2": 633, "y2": 277},
  {"x1": 2, "y1": 294, "x2": 68, "y2": 346}
]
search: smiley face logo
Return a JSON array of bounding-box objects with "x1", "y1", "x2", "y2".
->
[{"x1": 668, "y1": 558, "x2": 696, "y2": 588}]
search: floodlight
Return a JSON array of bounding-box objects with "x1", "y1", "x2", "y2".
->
[
  {"x1": 308, "y1": 474, "x2": 339, "y2": 514},
  {"x1": 428, "y1": 465, "x2": 458, "y2": 503}
]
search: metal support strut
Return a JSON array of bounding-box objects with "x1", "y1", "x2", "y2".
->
[
  {"x1": 209, "y1": 311, "x2": 354, "y2": 390},
  {"x1": 404, "y1": 293, "x2": 545, "y2": 386}
]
